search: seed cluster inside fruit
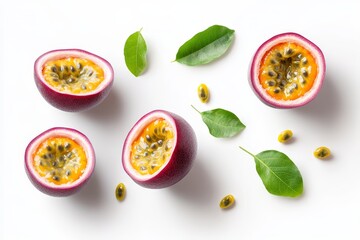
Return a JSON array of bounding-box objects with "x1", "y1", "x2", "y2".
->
[
  {"x1": 130, "y1": 119, "x2": 174, "y2": 175},
  {"x1": 33, "y1": 137, "x2": 87, "y2": 185},
  {"x1": 42, "y1": 57, "x2": 105, "y2": 94},
  {"x1": 259, "y1": 42, "x2": 318, "y2": 100}
]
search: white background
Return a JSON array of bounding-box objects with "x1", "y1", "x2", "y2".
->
[{"x1": 1, "y1": 0, "x2": 359, "y2": 239}]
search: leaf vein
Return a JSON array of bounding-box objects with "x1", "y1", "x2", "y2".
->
[{"x1": 255, "y1": 155, "x2": 300, "y2": 194}]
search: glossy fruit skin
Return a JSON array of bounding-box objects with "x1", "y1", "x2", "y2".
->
[
  {"x1": 249, "y1": 32, "x2": 326, "y2": 108},
  {"x1": 122, "y1": 110, "x2": 197, "y2": 189},
  {"x1": 24, "y1": 127, "x2": 95, "y2": 197},
  {"x1": 34, "y1": 49, "x2": 114, "y2": 112}
]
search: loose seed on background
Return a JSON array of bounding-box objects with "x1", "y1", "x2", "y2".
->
[
  {"x1": 219, "y1": 194, "x2": 235, "y2": 209},
  {"x1": 197, "y1": 83, "x2": 210, "y2": 103},
  {"x1": 314, "y1": 146, "x2": 331, "y2": 159},
  {"x1": 115, "y1": 183, "x2": 126, "y2": 201},
  {"x1": 278, "y1": 129, "x2": 293, "y2": 143}
]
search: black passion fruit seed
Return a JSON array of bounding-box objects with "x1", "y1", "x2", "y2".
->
[
  {"x1": 219, "y1": 194, "x2": 235, "y2": 209},
  {"x1": 115, "y1": 183, "x2": 126, "y2": 201},
  {"x1": 314, "y1": 146, "x2": 331, "y2": 159},
  {"x1": 197, "y1": 83, "x2": 210, "y2": 103},
  {"x1": 278, "y1": 129, "x2": 293, "y2": 143}
]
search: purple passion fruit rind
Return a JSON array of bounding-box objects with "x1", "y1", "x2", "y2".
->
[
  {"x1": 249, "y1": 32, "x2": 326, "y2": 108},
  {"x1": 122, "y1": 110, "x2": 197, "y2": 189},
  {"x1": 34, "y1": 49, "x2": 114, "y2": 112}
]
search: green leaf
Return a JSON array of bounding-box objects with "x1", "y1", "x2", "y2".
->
[
  {"x1": 192, "y1": 105, "x2": 245, "y2": 138},
  {"x1": 124, "y1": 29, "x2": 147, "y2": 77},
  {"x1": 175, "y1": 25, "x2": 235, "y2": 66},
  {"x1": 240, "y1": 147, "x2": 303, "y2": 198}
]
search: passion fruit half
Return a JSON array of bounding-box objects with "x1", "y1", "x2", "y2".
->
[
  {"x1": 249, "y1": 33, "x2": 326, "y2": 108},
  {"x1": 25, "y1": 127, "x2": 95, "y2": 196},
  {"x1": 122, "y1": 110, "x2": 197, "y2": 189},
  {"x1": 34, "y1": 49, "x2": 114, "y2": 112}
]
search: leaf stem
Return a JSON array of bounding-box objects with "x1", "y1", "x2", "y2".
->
[
  {"x1": 191, "y1": 105, "x2": 202, "y2": 114},
  {"x1": 239, "y1": 146, "x2": 255, "y2": 157}
]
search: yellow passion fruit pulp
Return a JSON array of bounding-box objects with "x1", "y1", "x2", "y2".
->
[
  {"x1": 43, "y1": 57, "x2": 105, "y2": 94},
  {"x1": 33, "y1": 137, "x2": 87, "y2": 185},
  {"x1": 130, "y1": 119, "x2": 174, "y2": 175}
]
